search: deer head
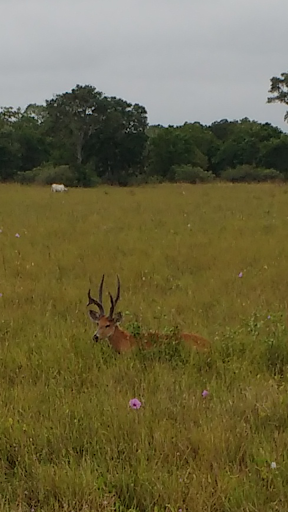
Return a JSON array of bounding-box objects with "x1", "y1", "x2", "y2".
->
[{"x1": 87, "y1": 274, "x2": 122, "y2": 342}]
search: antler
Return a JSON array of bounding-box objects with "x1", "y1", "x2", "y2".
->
[
  {"x1": 98, "y1": 274, "x2": 105, "y2": 304},
  {"x1": 108, "y1": 275, "x2": 121, "y2": 319},
  {"x1": 87, "y1": 274, "x2": 105, "y2": 316}
]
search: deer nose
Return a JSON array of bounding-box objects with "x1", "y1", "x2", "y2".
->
[{"x1": 93, "y1": 334, "x2": 99, "y2": 343}]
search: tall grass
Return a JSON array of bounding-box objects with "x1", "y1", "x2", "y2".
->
[{"x1": 0, "y1": 183, "x2": 288, "y2": 511}]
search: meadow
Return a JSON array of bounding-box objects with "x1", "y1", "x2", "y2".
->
[{"x1": 1, "y1": 182, "x2": 288, "y2": 511}]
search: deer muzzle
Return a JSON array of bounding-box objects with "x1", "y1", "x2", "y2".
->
[{"x1": 92, "y1": 333, "x2": 99, "y2": 343}]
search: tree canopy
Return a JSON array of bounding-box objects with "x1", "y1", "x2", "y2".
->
[
  {"x1": 0, "y1": 80, "x2": 287, "y2": 186},
  {"x1": 268, "y1": 72, "x2": 288, "y2": 122}
]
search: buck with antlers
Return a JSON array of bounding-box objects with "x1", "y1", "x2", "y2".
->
[{"x1": 87, "y1": 275, "x2": 210, "y2": 354}]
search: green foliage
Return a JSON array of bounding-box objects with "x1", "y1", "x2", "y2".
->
[
  {"x1": 220, "y1": 164, "x2": 284, "y2": 183},
  {"x1": 259, "y1": 135, "x2": 288, "y2": 176},
  {"x1": 146, "y1": 124, "x2": 213, "y2": 181},
  {"x1": 0, "y1": 132, "x2": 20, "y2": 181},
  {"x1": 13, "y1": 114, "x2": 50, "y2": 172},
  {"x1": 46, "y1": 86, "x2": 148, "y2": 184},
  {"x1": 172, "y1": 164, "x2": 215, "y2": 183},
  {"x1": 210, "y1": 118, "x2": 284, "y2": 175},
  {"x1": 16, "y1": 164, "x2": 77, "y2": 186},
  {"x1": 210, "y1": 119, "x2": 238, "y2": 141},
  {"x1": 147, "y1": 127, "x2": 196, "y2": 179},
  {"x1": 85, "y1": 98, "x2": 148, "y2": 184},
  {"x1": 45, "y1": 84, "x2": 106, "y2": 166},
  {"x1": 1, "y1": 83, "x2": 288, "y2": 186},
  {"x1": 15, "y1": 169, "x2": 37, "y2": 184},
  {"x1": 262, "y1": 330, "x2": 288, "y2": 377},
  {"x1": 268, "y1": 71, "x2": 288, "y2": 121},
  {"x1": 180, "y1": 122, "x2": 219, "y2": 169},
  {"x1": 0, "y1": 112, "x2": 20, "y2": 181}
]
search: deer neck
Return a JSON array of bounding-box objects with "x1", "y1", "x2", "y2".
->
[{"x1": 108, "y1": 325, "x2": 136, "y2": 353}]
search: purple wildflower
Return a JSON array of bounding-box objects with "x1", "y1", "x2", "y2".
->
[
  {"x1": 0, "y1": 293, "x2": 2, "y2": 297},
  {"x1": 15, "y1": 233, "x2": 20, "y2": 238},
  {"x1": 202, "y1": 390, "x2": 209, "y2": 398},
  {"x1": 129, "y1": 398, "x2": 142, "y2": 409},
  {"x1": 267, "y1": 315, "x2": 271, "y2": 319},
  {"x1": 238, "y1": 272, "x2": 243, "y2": 278}
]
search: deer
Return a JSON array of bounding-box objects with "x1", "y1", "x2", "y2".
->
[{"x1": 87, "y1": 275, "x2": 211, "y2": 354}]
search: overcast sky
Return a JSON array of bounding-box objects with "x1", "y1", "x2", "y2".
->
[{"x1": 1, "y1": 0, "x2": 288, "y2": 131}]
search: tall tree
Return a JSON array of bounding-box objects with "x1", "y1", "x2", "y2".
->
[
  {"x1": 259, "y1": 135, "x2": 288, "y2": 176},
  {"x1": 210, "y1": 119, "x2": 238, "y2": 141},
  {"x1": 84, "y1": 97, "x2": 148, "y2": 183},
  {"x1": 267, "y1": 72, "x2": 288, "y2": 121},
  {"x1": 210, "y1": 119, "x2": 283, "y2": 174},
  {"x1": 147, "y1": 127, "x2": 197, "y2": 179},
  {"x1": 46, "y1": 84, "x2": 106, "y2": 166},
  {"x1": 0, "y1": 108, "x2": 21, "y2": 180},
  {"x1": 14, "y1": 113, "x2": 50, "y2": 172},
  {"x1": 24, "y1": 103, "x2": 47, "y2": 124}
]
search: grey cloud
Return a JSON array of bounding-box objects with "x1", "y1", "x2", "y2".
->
[{"x1": 1, "y1": 0, "x2": 287, "y2": 131}]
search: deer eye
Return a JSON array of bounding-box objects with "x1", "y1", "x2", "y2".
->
[{"x1": 105, "y1": 324, "x2": 110, "y2": 328}]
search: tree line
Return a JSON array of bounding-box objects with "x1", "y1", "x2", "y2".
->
[{"x1": 0, "y1": 75, "x2": 287, "y2": 186}]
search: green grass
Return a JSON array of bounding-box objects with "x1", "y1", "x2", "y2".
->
[{"x1": 1, "y1": 182, "x2": 288, "y2": 511}]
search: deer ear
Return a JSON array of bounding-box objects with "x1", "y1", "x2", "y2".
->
[
  {"x1": 114, "y1": 311, "x2": 123, "y2": 324},
  {"x1": 88, "y1": 310, "x2": 101, "y2": 322}
]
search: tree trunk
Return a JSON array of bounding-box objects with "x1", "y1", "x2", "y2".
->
[{"x1": 76, "y1": 131, "x2": 84, "y2": 165}]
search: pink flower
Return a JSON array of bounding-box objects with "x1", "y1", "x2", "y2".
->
[
  {"x1": 202, "y1": 390, "x2": 209, "y2": 398},
  {"x1": 129, "y1": 398, "x2": 142, "y2": 409},
  {"x1": 0, "y1": 293, "x2": 2, "y2": 297},
  {"x1": 238, "y1": 272, "x2": 243, "y2": 278}
]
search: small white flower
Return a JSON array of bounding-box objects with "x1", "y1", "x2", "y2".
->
[{"x1": 271, "y1": 462, "x2": 277, "y2": 469}]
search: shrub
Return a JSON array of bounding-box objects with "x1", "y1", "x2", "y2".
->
[
  {"x1": 35, "y1": 165, "x2": 77, "y2": 186},
  {"x1": 172, "y1": 164, "x2": 215, "y2": 184},
  {"x1": 16, "y1": 169, "x2": 39, "y2": 184},
  {"x1": 220, "y1": 165, "x2": 284, "y2": 183},
  {"x1": 128, "y1": 174, "x2": 163, "y2": 186},
  {"x1": 16, "y1": 164, "x2": 78, "y2": 187},
  {"x1": 75, "y1": 166, "x2": 102, "y2": 187}
]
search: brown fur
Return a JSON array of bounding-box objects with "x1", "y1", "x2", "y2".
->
[
  {"x1": 90, "y1": 314, "x2": 210, "y2": 354},
  {"x1": 87, "y1": 275, "x2": 210, "y2": 354}
]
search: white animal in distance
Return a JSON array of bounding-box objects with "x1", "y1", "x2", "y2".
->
[{"x1": 51, "y1": 183, "x2": 68, "y2": 192}]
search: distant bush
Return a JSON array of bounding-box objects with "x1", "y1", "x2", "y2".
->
[
  {"x1": 128, "y1": 174, "x2": 164, "y2": 186},
  {"x1": 147, "y1": 175, "x2": 164, "y2": 185},
  {"x1": 172, "y1": 165, "x2": 215, "y2": 184},
  {"x1": 35, "y1": 165, "x2": 77, "y2": 186},
  {"x1": 16, "y1": 169, "x2": 38, "y2": 184},
  {"x1": 75, "y1": 166, "x2": 102, "y2": 187},
  {"x1": 16, "y1": 165, "x2": 77, "y2": 187},
  {"x1": 220, "y1": 165, "x2": 284, "y2": 183}
]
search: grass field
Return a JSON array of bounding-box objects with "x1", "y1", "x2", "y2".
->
[{"x1": 1, "y1": 182, "x2": 288, "y2": 511}]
